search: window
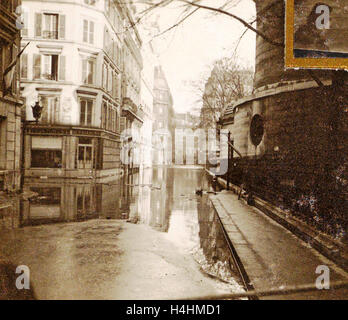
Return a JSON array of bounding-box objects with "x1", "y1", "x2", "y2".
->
[
  {"x1": 20, "y1": 9, "x2": 29, "y2": 37},
  {"x1": 43, "y1": 14, "x2": 58, "y2": 39},
  {"x1": 1, "y1": 43, "x2": 19, "y2": 95},
  {"x1": 102, "y1": 63, "x2": 108, "y2": 89},
  {"x1": 35, "y1": 13, "x2": 65, "y2": 39},
  {"x1": 31, "y1": 150, "x2": 62, "y2": 168},
  {"x1": 39, "y1": 96, "x2": 60, "y2": 124},
  {"x1": 108, "y1": 68, "x2": 112, "y2": 92},
  {"x1": 83, "y1": 20, "x2": 94, "y2": 44},
  {"x1": 77, "y1": 137, "x2": 93, "y2": 169},
  {"x1": 79, "y1": 98, "x2": 93, "y2": 126},
  {"x1": 20, "y1": 54, "x2": 28, "y2": 78},
  {"x1": 82, "y1": 58, "x2": 95, "y2": 84},
  {"x1": 32, "y1": 54, "x2": 65, "y2": 81},
  {"x1": 102, "y1": 102, "x2": 107, "y2": 129},
  {"x1": 250, "y1": 114, "x2": 264, "y2": 146},
  {"x1": 43, "y1": 55, "x2": 58, "y2": 80}
]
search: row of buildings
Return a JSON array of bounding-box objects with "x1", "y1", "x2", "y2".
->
[{"x1": 0, "y1": 0, "x2": 175, "y2": 192}]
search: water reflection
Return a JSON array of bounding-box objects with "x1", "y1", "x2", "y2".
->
[
  {"x1": 4, "y1": 168, "x2": 226, "y2": 248},
  {"x1": 0, "y1": 167, "x2": 241, "y2": 287}
]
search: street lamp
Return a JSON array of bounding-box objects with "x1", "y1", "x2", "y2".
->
[{"x1": 31, "y1": 100, "x2": 43, "y2": 123}]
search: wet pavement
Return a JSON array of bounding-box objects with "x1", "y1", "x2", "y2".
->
[
  {"x1": 0, "y1": 167, "x2": 243, "y2": 299},
  {"x1": 213, "y1": 192, "x2": 348, "y2": 300}
]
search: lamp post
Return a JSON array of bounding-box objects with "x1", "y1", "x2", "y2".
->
[
  {"x1": 20, "y1": 100, "x2": 43, "y2": 193},
  {"x1": 31, "y1": 101, "x2": 43, "y2": 123}
]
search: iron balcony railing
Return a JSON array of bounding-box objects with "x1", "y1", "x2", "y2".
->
[{"x1": 43, "y1": 30, "x2": 58, "y2": 39}]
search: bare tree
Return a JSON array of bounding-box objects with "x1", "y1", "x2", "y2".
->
[
  {"x1": 190, "y1": 57, "x2": 254, "y2": 128},
  {"x1": 135, "y1": 0, "x2": 283, "y2": 47}
]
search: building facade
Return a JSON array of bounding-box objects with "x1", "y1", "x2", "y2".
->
[
  {"x1": 0, "y1": 0, "x2": 23, "y2": 191},
  {"x1": 173, "y1": 112, "x2": 200, "y2": 165},
  {"x1": 139, "y1": 41, "x2": 157, "y2": 169},
  {"x1": 120, "y1": 3, "x2": 143, "y2": 174},
  {"x1": 152, "y1": 65, "x2": 174, "y2": 165},
  {"x1": 20, "y1": 0, "x2": 142, "y2": 181}
]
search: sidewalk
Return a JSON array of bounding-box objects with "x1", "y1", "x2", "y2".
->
[
  {"x1": 210, "y1": 190, "x2": 348, "y2": 299},
  {"x1": 210, "y1": 171, "x2": 348, "y2": 271}
]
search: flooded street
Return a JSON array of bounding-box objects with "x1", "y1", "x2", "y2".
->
[{"x1": 0, "y1": 167, "x2": 243, "y2": 299}]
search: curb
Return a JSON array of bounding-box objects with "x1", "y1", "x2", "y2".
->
[{"x1": 205, "y1": 169, "x2": 348, "y2": 272}]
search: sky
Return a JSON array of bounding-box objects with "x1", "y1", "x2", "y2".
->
[{"x1": 139, "y1": 0, "x2": 257, "y2": 113}]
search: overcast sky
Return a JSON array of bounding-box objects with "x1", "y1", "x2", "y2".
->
[{"x1": 140, "y1": 0, "x2": 256, "y2": 113}]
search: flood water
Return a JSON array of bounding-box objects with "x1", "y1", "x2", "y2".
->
[{"x1": 0, "y1": 166, "x2": 243, "y2": 299}]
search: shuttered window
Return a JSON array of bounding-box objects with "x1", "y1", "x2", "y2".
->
[
  {"x1": 83, "y1": 20, "x2": 94, "y2": 44},
  {"x1": 81, "y1": 58, "x2": 95, "y2": 85},
  {"x1": 33, "y1": 54, "x2": 41, "y2": 79},
  {"x1": 21, "y1": 11, "x2": 28, "y2": 37},
  {"x1": 89, "y1": 21, "x2": 94, "y2": 44},
  {"x1": 20, "y1": 54, "x2": 28, "y2": 79},
  {"x1": 35, "y1": 13, "x2": 65, "y2": 39},
  {"x1": 59, "y1": 56, "x2": 66, "y2": 81},
  {"x1": 59, "y1": 15, "x2": 66, "y2": 39},
  {"x1": 35, "y1": 13, "x2": 42, "y2": 37},
  {"x1": 83, "y1": 20, "x2": 88, "y2": 42}
]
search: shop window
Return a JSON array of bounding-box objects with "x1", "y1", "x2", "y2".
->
[
  {"x1": 77, "y1": 137, "x2": 93, "y2": 169},
  {"x1": 31, "y1": 150, "x2": 62, "y2": 168}
]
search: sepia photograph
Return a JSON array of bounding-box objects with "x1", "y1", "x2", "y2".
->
[{"x1": 0, "y1": 0, "x2": 347, "y2": 308}]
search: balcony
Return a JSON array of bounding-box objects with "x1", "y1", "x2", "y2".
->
[
  {"x1": 43, "y1": 30, "x2": 58, "y2": 40},
  {"x1": 42, "y1": 73, "x2": 58, "y2": 81}
]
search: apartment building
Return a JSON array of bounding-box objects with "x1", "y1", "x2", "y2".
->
[
  {"x1": 120, "y1": 3, "x2": 143, "y2": 173},
  {"x1": 152, "y1": 65, "x2": 174, "y2": 165},
  {"x1": 0, "y1": 0, "x2": 23, "y2": 191},
  {"x1": 20, "y1": 0, "x2": 142, "y2": 181}
]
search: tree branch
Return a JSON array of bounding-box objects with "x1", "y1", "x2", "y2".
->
[{"x1": 179, "y1": 0, "x2": 284, "y2": 47}]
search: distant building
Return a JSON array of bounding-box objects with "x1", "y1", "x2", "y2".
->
[
  {"x1": 173, "y1": 112, "x2": 200, "y2": 165},
  {"x1": 20, "y1": 0, "x2": 142, "y2": 181},
  {"x1": 152, "y1": 65, "x2": 174, "y2": 165},
  {"x1": 0, "y1": 0, "x2": 23, "y2": 191},
  {"x1": 139, "y1": 41, "x2": 157, "y2": 169}
]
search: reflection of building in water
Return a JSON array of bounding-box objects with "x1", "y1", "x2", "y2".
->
[
  {"x1": 166, "y1": 169, "x2": 202, "y2": 245},
  {"x1": 294, "y1": 0, "x2": 348, "y2": 54},
  {"x1": 137, "y1": 168, "x2": 152, "y2": 225},
  {"x1": 21, "y1": 181, "x2": 99, "y2": 226},
  {"x1": 148, "y1": 167, "x2": 172, "y2": 231}
]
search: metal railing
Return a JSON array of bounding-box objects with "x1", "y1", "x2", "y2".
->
[{"x1": 43, "y1": 30, "x2": 58, "y2": 39}]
